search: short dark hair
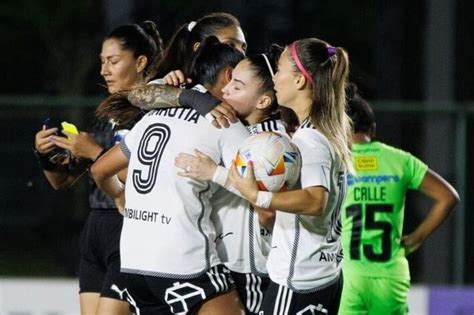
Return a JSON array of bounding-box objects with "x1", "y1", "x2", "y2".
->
[
  {"x1": 187, "y1": 36, "x2": 244, "y2": 87},
  {"x1": 346, "y1": 83, "x2": 375, "y2": 133}
]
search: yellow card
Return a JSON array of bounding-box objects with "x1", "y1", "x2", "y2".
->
[{"x1": 61, "y1": 121, "x2": 79, "y2": 139}]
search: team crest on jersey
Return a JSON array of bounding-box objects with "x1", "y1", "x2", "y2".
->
[
  {"x1": 165, "y1": 282, "x2": 206, "y2": 313},
  {"x1": 355, "y1": 156, "x2": 378, "y2": 171}
]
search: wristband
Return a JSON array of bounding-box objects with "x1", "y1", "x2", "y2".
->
[
  {"x1": 255, "y1": 191, "x2": 273, "y2": 209},
  {"x1": 178, "y1": 89, "x2": 220, "y2": 116},
  {"x1": 212, "y1": 166, "x2": 229, "y2": 187},
  {"x1": 33, "y1": 148, "x2": 59, "y2": 171}
]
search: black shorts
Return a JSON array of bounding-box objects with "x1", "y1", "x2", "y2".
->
[
  {"x1": 259, "y1": 273, "x2": 343, "y2": 315},
  {"x1": 118, "y1": 264, "x2": 235, "y2": 314},
  {"x1": 79, "y1": 209, "x2": 127, "y2": 301},
  {"x1": 230, "y1": 271, "x2": 270, "y2": 314}
]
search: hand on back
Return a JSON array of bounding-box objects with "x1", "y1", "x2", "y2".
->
[
  {"x1": 163, "y1": 70, "x2": 192, "y2": 86},
  {"x1": 175, "y1": 149, "x2": 217, "y2": 181},
  {"x1": 209, "y1": 102, "x2": 238, "y2": 129}
]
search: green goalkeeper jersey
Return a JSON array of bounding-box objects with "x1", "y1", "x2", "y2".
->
[{"x1": 341, "y1": 141, "x2": 428, "y2": 280}]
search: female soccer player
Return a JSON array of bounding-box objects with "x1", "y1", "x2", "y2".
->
[
  {"x1": 174, "y1": 45, "x2": 287, "y2": 314},
  {"x1": 91, "y1": 39, "x2": 248, "y2": 314},
  {"x1": 229, "y1": 38, "x2": 352, "y2": 314},
  {"x1": 152, "y1": 12, "x2": 247, "y2": 81},
  {"x1": 33, "y1": 22, "x2": 163, "y2": 314},
  {"x1": 97, "y1": 12, "x2": 247, "y2": 128},
  {"x1": 338, "y1": 85, "x2": 459, "y2": 315}
]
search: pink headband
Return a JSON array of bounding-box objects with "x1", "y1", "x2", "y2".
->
[{"x1": 290, "y1": 41, "x2": 314, "y2": 86}]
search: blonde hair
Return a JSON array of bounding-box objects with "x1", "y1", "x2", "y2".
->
[{"x1": 289, "y1": 38, "x2": 353, "y2": 171}]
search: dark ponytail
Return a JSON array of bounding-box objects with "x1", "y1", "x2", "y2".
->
[
  {"x1": 96, "y1": 21, "x2": 164, "y2": 124},
  {"x1": 153, "y1": 12, "x2": 241, "y2": 79},
  {"x1": 346, "y1": 83, "x2": 375, "y2": 134},
  {"x1": 138, "y1": 20, "x2": 164, "y2": 79},
  {"x1": 105, "y1": 21, "x2": 164, "y2": 81},
  {"x1": 153, "y1": 24, "x2": 191, "y2": 79}
]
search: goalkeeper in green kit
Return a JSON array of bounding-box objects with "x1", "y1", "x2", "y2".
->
[{"x1": 338, "y1": 85, "x2": 459, "y2": 315}]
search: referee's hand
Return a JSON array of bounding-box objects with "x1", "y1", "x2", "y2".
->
[{"x1": 35, "y1": 125, "x2": 59, "y2": 154}]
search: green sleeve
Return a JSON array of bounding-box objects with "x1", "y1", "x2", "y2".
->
[{"x1": 405, "y1": 153, "x2": 428, "y2": 190}]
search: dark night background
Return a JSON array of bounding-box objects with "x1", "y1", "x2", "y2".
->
[{"x1": 0, "y1": 0, "x2": 472, "y2": 284}]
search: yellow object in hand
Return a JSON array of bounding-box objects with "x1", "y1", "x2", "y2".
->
[{"x1": 61, "y1": 121, "x2": 79, "y2": 139}]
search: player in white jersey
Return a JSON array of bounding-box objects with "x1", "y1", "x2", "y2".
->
[
  {"x1": 125, "y1": 44, "x2": 288, "y2": 314},
  {"x1": 91, "y1": 39, "x2": 248, "y2": 314},
  {"x1": 175, "y1": 45, "x2": 289, "y2": 314},
  {"x1": 229, "y1": 38, "x2": 353, "y2": 314}
]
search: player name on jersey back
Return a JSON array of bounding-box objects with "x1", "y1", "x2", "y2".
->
[
  {"x1": 120, "y1": 107, "x2": 250, "y2": 277},
  {"x1": 341, "y1": 141, "x2": 428, "y2": 280},
  {"x1": 147, "y1": 107, "x2": 200, "y2": 123}
]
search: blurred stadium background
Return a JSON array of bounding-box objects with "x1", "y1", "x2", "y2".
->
[{"x1": 0, "y1": 0, "x2": 472, "y2": 313}]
